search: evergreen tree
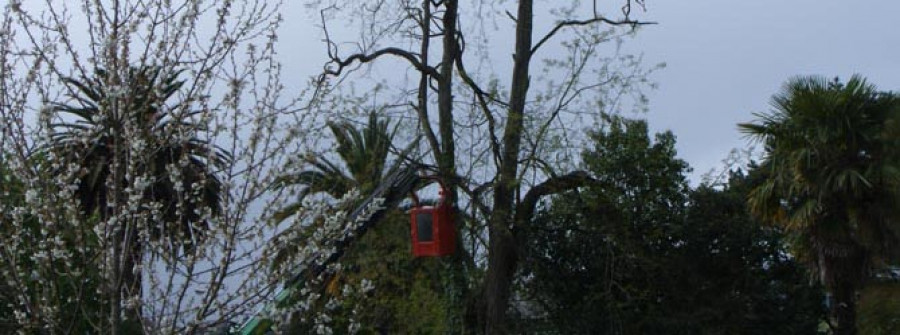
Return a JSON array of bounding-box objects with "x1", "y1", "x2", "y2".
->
[{"x1": 740, "y1": 76, "x2": 900, "y2": 334}]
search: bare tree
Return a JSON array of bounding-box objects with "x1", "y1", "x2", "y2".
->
[{"x1": 308, "y1": 0, "x2": 657, "y2": 332}]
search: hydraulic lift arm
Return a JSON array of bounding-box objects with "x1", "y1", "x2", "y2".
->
[{"x1": 231, "y1": 164, "x2": 423, "y2": 335}]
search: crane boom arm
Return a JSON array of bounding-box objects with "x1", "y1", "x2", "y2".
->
[{"x1": 232, "y1": 164, "x2": 423, "y2": 335}]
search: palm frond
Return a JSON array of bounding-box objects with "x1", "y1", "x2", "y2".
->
[
  {"x1": 39, "y1": 65, "x2": 230, "y2": 254},
  {"x1": 744, "y1": 74, "x2": 900, "y2": 297}
]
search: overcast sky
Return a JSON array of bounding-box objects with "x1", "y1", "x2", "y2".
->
[
  {"x1": 278, "y1": 0, "x2": 900, "y2": 183},
  {"x1": 634, "y1": 0, "x2": 900, "y2": 181}
]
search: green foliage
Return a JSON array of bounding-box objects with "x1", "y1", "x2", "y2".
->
[
  {"x1": 519, "y1": 115, "x2": 690, "y2": 333},
  {"x1": 275, "y1": 113, "x2": 457, "y2": 333},
  {"x1": 342, "y1": 212, "x2": 451, "y2": 333},
  {"x1": 517, "y1": 115, "x2": 825, "y2": 334},
  {"x1": 859, "y1": 282, "x2": 900, "y2": 335},
  {"x1": 283, "y1": 211, "x2": 455, "y2": 334},
  {"x1": 675, "y1": 169, "x2": 825, "y2": 334},
  {"x1": 739, "y1": 75, "x2": 900, "y2": 333}
]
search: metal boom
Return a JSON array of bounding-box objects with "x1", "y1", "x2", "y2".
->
[{"x1": 231, "y1": 164, "x2": 423, "y2": 334}]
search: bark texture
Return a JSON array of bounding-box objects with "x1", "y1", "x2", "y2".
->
[{"x1": 483, "y1": 0, "x2": 533, "y2": 333}]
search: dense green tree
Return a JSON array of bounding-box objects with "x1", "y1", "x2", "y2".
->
[
  {"x1": 518, "y1": 116, "x2": 825, "y2": 334},
  {"x1": 518, "y1": 115, "x2": 690, "y2": 334},
  {"x1": 739, "y1": 75, "x2": 900, "y2": 335},
  {"x1": 673, "y1": 168, "x2": 825, "y2": 334}
]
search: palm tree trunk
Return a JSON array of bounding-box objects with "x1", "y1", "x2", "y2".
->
[
  {"x1": 821, "y1": 239, "x2": 865, "y2": 335},
  {"x1": 832, "y1": 280, "x2": 857, "y2": 335}
]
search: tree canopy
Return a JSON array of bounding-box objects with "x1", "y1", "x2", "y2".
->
[
  {"x1": 740, "y1": 75, "x2": 900, "y2": 334},
  {"x1": 1, "y1": 0, "x2": 898, "y2": 333},
  {"x1": 518, "y1": 115, "x2": 825, "y2": 334}
]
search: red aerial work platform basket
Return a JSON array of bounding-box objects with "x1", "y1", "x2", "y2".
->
[{"x1": 410, "y1": 180, "x2": 456, "y2": 257}]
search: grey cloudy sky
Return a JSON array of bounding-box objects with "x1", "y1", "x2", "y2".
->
[
  {"x1": 278, "y1": 0, "x2": 899, "y2": 183},
  {"x1": 635, "y1": 0, "x2": 900, "y2": 181}
]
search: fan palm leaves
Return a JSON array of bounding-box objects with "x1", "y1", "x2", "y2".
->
[
  {"x1": 44, "y1": 65, "x2": 231, "y2": 253},
  {"x1": 739, "y1": 75, "x2": 900, "y2": 335}
]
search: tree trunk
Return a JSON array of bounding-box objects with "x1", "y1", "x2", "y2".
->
[
  {"x1": 434, "y1": 1, "x2": 476, "y2": 332},
  {"x1": 821, "y1": 239, "x2": 864, "y2": 335},
  {"x1": 482, "y1": 230, "x2": 518, "y2": 334},
  {"x1": 483, "y1": 0, "x2": 533, "y2": 333},
  {"x1": 437, "y1": 0, "x2": 457, "y2": 187},
  {"x1": 832, "y1": 281, "x2": 857, "y2": 335},
  {"x1": 121, "y1": 227, "x2": 144, "y2": 333}
]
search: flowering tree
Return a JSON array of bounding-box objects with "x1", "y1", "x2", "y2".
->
[
  {"x1": 0, "y1": 1, "x2": 307, "y2": 333},
  {"x1": 40, "y1": 65, "x2": 232, "y2": 330}
]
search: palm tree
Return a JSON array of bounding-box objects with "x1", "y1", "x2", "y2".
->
[
  {"x1": 272, "y1": 113, "x2": 458, "y2": 333},
  {"x1": 270, "y1": 112, "x2": 400, "y2": 329},
  {"x1": 272, "y1": 111, "x2": 398, "y2": 223},
  {"x1": 739, "y1": 75, "x2": 900, "y2": 335},
  {"x1": 48, "y1": 66, "x2": 230, "y2": 249},
  {"x1": 44, "y1": 65, "x2": 230, "y2": 329}
]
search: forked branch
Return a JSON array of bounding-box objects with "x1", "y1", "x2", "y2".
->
[
  {"x1": 323, "y1": 47, "x2": 441, "y2": 79},
  {"x1": 319, "y1": 9, "x2": 441, "y2": 80}
]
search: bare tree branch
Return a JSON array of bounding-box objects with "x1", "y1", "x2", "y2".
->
[
  {"x1": 531, "y1": 17, "x2": 656, "y2": 55},
  {"x1": 514, "y1": 171, "x2": 599, "y2": 228},
  {"x1": 415, "y1": 0, "x2": 442, "y2": 159},
  {"x1": 319, "y1": 9, "x2": 441, "y2": 80},
  {"x1": 323, "y1": 46, "x2": 440, "y2": 79},
  {"x1": 454, "y1": 47, "x2": 503, "y2": 165}
]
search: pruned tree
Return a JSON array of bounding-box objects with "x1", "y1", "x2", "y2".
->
[{"x1": 306, "y1": 0, "x2": 658, "y2": 332}]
